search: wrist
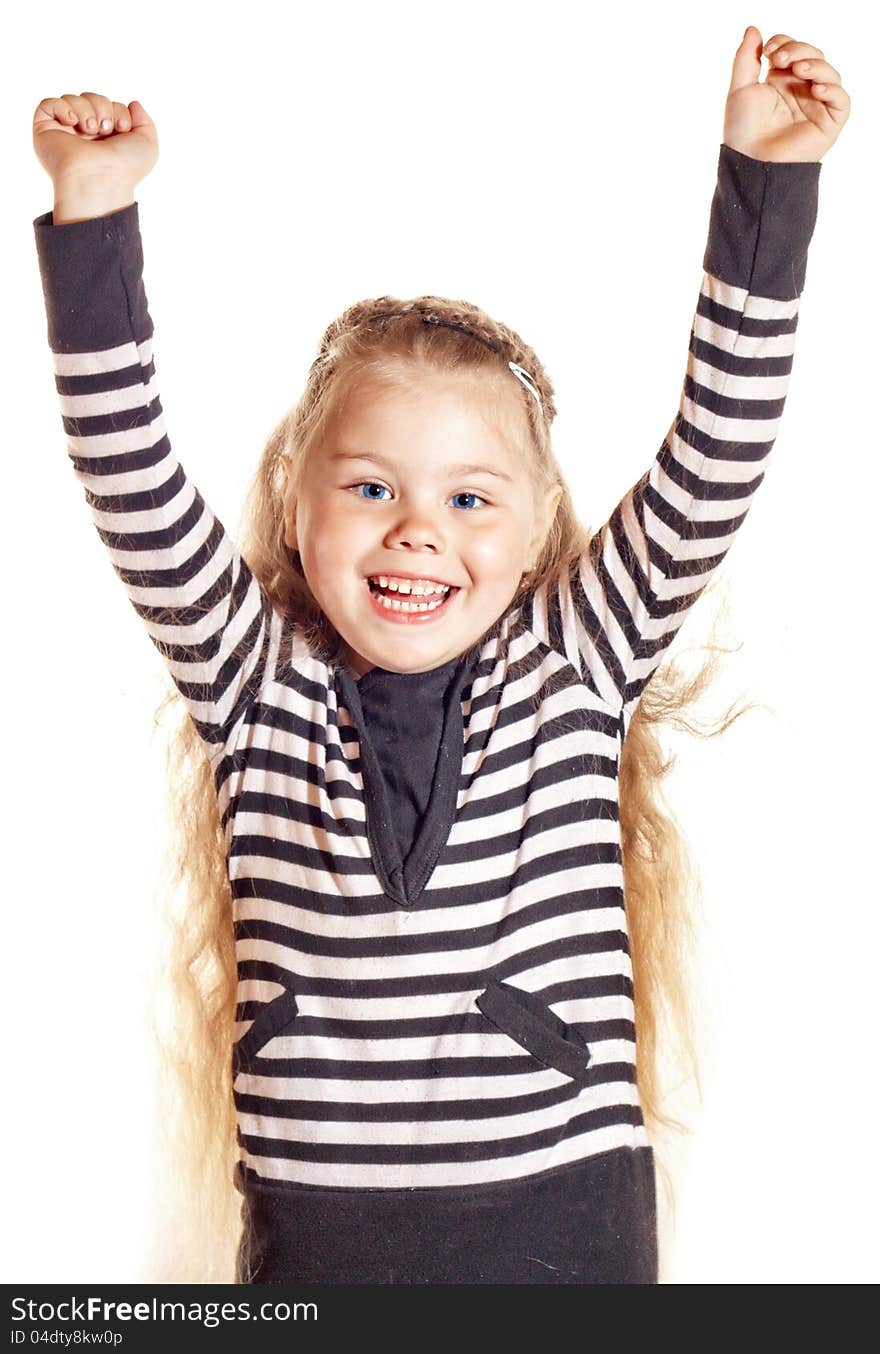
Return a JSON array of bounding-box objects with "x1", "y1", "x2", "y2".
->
[{"x1": 52, "y1": 175, "x2": 136, "y2": 225}]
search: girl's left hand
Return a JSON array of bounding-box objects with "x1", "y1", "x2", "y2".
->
[{"x1": 723, "y1": 27, "x2": 851, "y2": 162}]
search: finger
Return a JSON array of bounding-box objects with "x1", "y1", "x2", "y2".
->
[
  {"x1": 762, "y1": 33, "x2": 795, "y2": 57},
  {"x1": 36, "y1": 97, "x2": 78, "y2": 128},
  {"x1": 79, "y1": 90, "x2": 116, "y2": 135},
  {"x1": 766, "y1": 42, "x2": 825, "y2": 68},
  {"x1": 60, "y1": 93, "x2": 102, "y2": 135},
  {"x1": 111, "y1": 100, "x2": 132, "y2": 132},
  {"x1": 790, "y1": 59, "x2": 841, "y2": 85},
  {"x1": 808, "y1": 82, "x2": 851, "y2": 115},
  {"x1": 729, "y1": 26, "x2": 763, "y2": 94}
]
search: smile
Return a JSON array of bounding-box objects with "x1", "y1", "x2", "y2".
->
[{"x1": 364, "y1": 577, "x2": 461, "y2": 624}]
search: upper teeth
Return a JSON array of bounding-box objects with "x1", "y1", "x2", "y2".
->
[{"x1": 369, "y1": 576, "x2": 451, "y2": 596}]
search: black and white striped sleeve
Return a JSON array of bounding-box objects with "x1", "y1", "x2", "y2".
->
[
  {"x1": 526, "y1": 143, "x2": 822, "y2": 723},
  {"x1": 33, "y1": 200, "x2": 278, "y2": 753}
]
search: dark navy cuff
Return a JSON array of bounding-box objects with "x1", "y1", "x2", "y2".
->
[
  {"x1": 32, "y1": 200, "x2": 152, "y2": 353},
  {"x1": 703, "y1": 143, "x2": 822, "y2": 300}
]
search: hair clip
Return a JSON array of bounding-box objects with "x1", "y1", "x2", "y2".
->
[{"x1": 508, "y1": 361, "x2": 543, "y2": 415}]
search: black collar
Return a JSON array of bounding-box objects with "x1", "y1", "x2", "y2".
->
[{"x1": 335, "y1": 653, "x2": 477, "y2": 907}]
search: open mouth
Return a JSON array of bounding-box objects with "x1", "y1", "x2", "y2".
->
[{"x1": 364, "y1": 576, "x2": 461, "y2": 622}]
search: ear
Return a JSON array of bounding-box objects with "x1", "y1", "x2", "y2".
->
[{"x1": 526, "y1": 484, "x2": 562, "y2": 569}]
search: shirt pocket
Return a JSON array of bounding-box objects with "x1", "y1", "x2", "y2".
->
[
  {"x1": 475, "y1": 979, "x2": 592, "y2": 1083},
  {"x1": 233, "y1": 988, "x2": 300, "y2": 1075}
]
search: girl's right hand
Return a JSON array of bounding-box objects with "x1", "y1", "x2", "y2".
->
[{"x1": 32, "y1": 93, "x2": 158, "y2": 194}]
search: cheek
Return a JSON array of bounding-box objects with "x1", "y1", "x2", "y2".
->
[
  {"x1": 300, "y1": 497, "x2": 367, "y2": 582},
  {"x1": 465, "y1": 524, "x2": 529, "y2": 581}
]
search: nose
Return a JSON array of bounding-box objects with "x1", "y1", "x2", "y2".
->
[{"x1": 383, "y1": 505, "x2": 445, "y2": 554}]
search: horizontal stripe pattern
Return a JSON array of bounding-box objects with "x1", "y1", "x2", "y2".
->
[
  {"x1": 525, "y1": 276, "x2": 803, "y2": 736},
  {"x1": 53, "y1": 343, "x2": 277, "y2": 749},
  {"x1": 36, "y1": 149, "x2": 814, "y2": 1193}
]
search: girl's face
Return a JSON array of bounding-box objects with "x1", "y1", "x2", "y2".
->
[{"x1": 283, "y1": 377, "x2": 561, "y2": 678}]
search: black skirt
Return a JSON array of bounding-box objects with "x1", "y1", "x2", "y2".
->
[{"x1": 236, "y1": 1145, "x2": 658, "y2": 1285}]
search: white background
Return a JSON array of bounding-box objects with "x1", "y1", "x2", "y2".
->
[{"x1": 3, "y1": 0, "x2": 877, "y2": 1286}]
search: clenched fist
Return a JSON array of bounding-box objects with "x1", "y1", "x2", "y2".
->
[{"x1": 33, "y1": 93, "x2": 158, "y2": 195}]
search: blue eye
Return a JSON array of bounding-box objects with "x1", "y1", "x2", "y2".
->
[
  {"x1": 356, "y1": 482, "x2": 391, "y2": 501},
  {"x1": 352, "y1": 483, "x2": 486, "y2": 510},
  {"x1": 451, "y1": 492, "x2": 482, "y2": 511}
]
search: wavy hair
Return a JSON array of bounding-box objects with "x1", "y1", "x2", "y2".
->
[{"x1": 141, "y1": 294, "x2": 758, "y2": 1282}]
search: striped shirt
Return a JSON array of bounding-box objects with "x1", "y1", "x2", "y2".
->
[{"x1": 33, "y1": 142, "x2": 821, "y2": 1282}]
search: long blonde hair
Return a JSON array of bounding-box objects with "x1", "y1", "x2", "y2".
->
[{"x1": 142, "y1": 295, "x2": 757, "y2": 1282}]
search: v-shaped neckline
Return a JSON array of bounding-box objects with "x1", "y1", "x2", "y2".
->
[{"x1": 335, "y1": 656, "x2": 476, "y2": 908}]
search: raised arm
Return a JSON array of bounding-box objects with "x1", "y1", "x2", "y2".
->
[
  {"x1": 33, "y1": 197, "x2": 280, "y2": 754},
  {"x1": 525, "y1": 27, "x2": 851, "y2": 730},
  {"x1": 526, "y1": 141, "x2": 822, "y2": 725}
]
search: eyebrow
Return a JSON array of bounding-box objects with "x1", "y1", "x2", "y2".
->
[{"x1": 329, "y1": 450, "x2": 514, "y2": 484}]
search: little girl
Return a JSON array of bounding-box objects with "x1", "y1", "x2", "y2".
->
[{"x1": 31, "y1": 26, "x2": 849, "y2": 1285}]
